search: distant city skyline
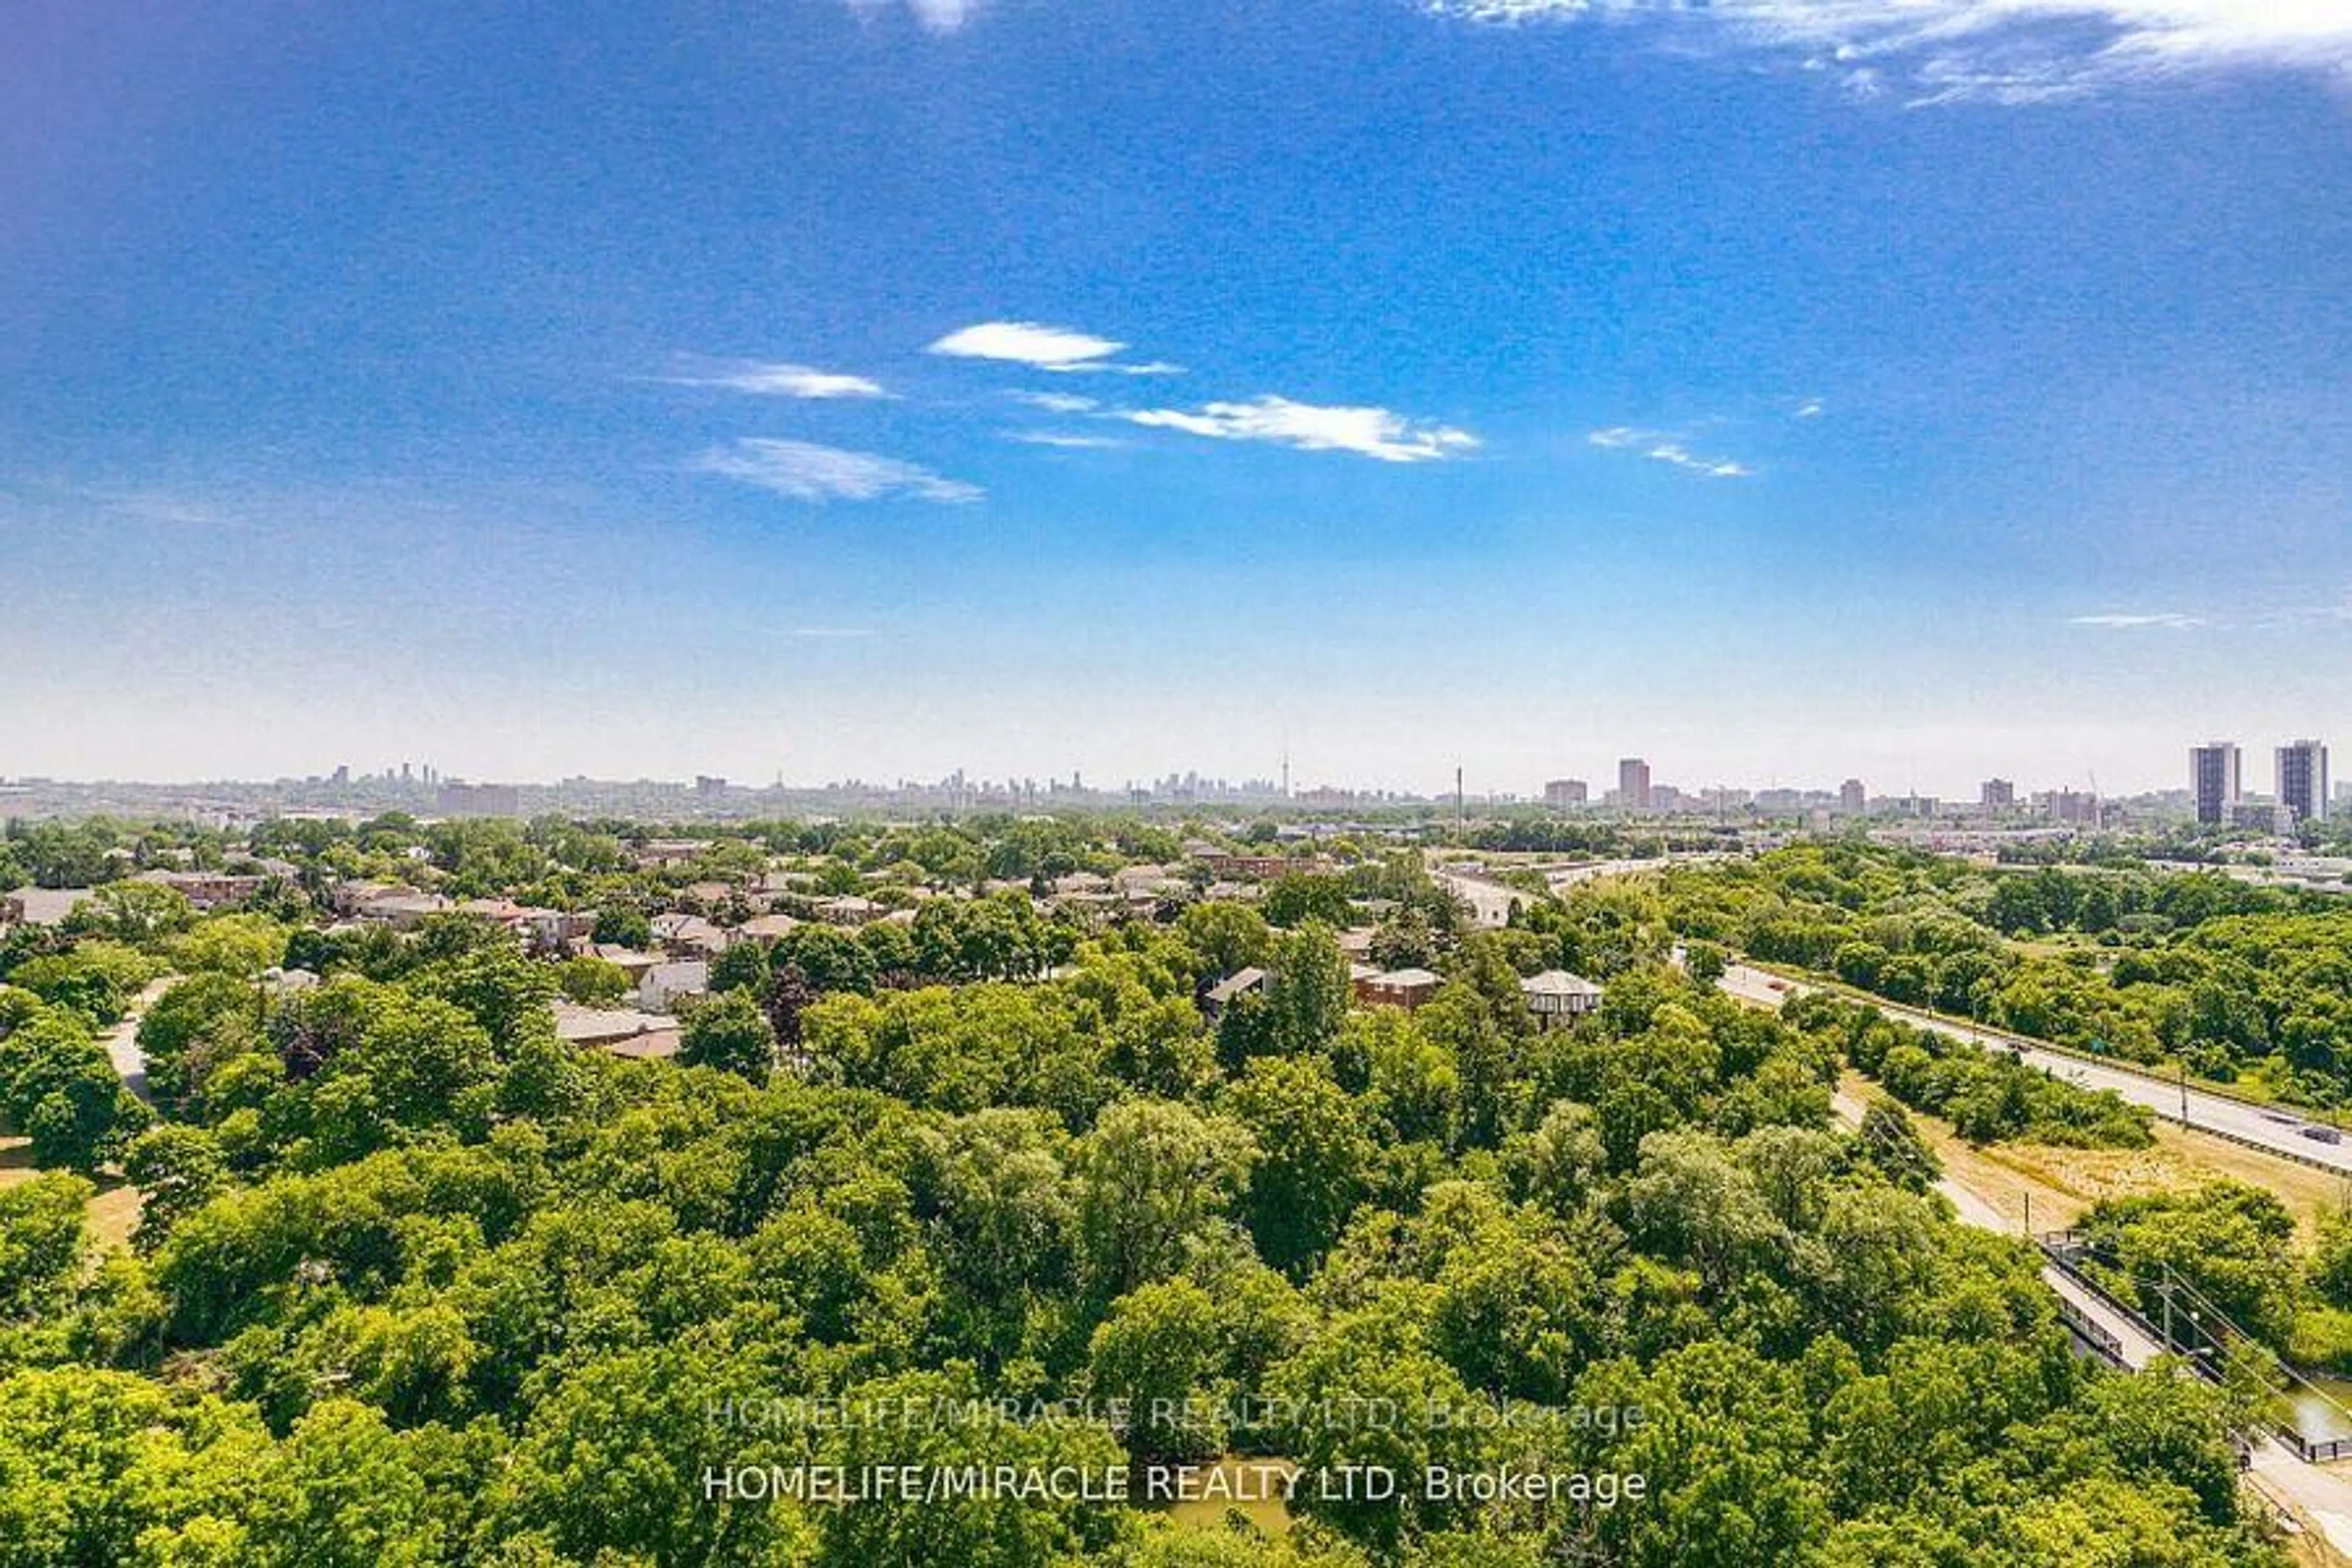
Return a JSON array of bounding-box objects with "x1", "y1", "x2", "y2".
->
[
  {"x1": 4, "y1": 4, "x2": 2346, "y2": 791},
  {"x1": 6, "y1": 727, "x2": 2340, "y2": 811}
]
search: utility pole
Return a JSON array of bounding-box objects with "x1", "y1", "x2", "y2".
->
[
  {"x1": 2180, "y1": 1060, "x2": 2190, "y2": 1125},
  {"x1": 1455, "y1": 766, "x2": 1464, "y2": 843}
]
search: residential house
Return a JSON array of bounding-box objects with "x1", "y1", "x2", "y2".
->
[
  {"x1": 592, "y1": 946, "x2": 665, "y2": 983},
  {"x1": 632, "y1": 839, "x2": 711, "y2": 869},
  {"x1": 134, "y1": 869, "x2": 266, "y2": 910},
  {"x1": 262, "y1": 967, "x2": 322, "y2": 997},
  {"x1": 356, "y1": 891, "x2": 451, "y2": 929},
  {"x1": 650, "y1": 911, "x2": 730, "y2": 957},
  {"x1": 1200, "y1": 967, "x2": 1267, "y2": 1021},
  {"x1": 551, "y1": 1000, "x2": 681, "y2": 1061},
  {"x1": 638, "y1": 960, "x2": 710, "y2": 1015},
  {"x1": 737, "y1": 913, "x2": 802, "y2": 943},
  {"x1": 1197, "y1": 853, "x2": 1297, "y2": 881},
  {"x1": 1521, "y1": 970, "x2": 1604, "y2": 1028},
  {"x1": 1356, "y1": 967, "x2": 1443, "y2": 1011},
  {"x1": 3, "y1": 888, "x2": 92, "y2": 927}
]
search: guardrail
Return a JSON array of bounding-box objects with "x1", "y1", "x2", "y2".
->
[
  {"x1": 2274, "y1": 1430, "x2": 2352, "y2": 1465},
  {"x1": 2034, "y1": 1235, "x2": 2209, "y2": 1376},
  {"x1": 2039, "y1": 1233, "x2": 2352, "y2": 1462},
  {"x1": 2161, "y1": 1117, "x2": 2350, "y2": 1176},
  {"x1": 2053, "y1": 1295, "x2": 2127, "y2": 1365}
]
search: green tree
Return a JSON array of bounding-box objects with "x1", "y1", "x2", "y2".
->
[
  {"x1": 0, "y1": 1172, "x2": 91, "y2": 1319},
  {"x1": 1226, "y1": 1057, "x2": 1371, "y2": 1275},
  {"x1": 123, "y1": 1123, "x2": 228, "y2": 1251},
  {"x1": 592, "y1": 906, "x2": 653, "y2": 948},
  {"x1": 0, "y1": 1008, "x2": 149, "y2": 1172},
  {"x1": 168, "y1": 913, "x2": 292, "y2": 976},
  {"x1": 64, "y1": 879, "x2": 197, "y2": 945},
  {"x1": 1259, "y1": 924, "x2": 1352, "y2": 1060},
  {"x1": 1175, "y1": 901, "x2": 1272, "y2": 982},
  {"x1": 1074, "y1": 1099, "x2": 1255, "y2": 1297},
  {"x1": 552, "y1": 955, "x2": 630, "y2": 1007},
  {"x1": 678, "y1": 988, "x2": 778, "y2": 1084},
  {"x1": 1088, "y1": 1278, "x2": 1229, "y2": 1461},
  {"x1": 1261, "y1": 874, "x2": 1353, "y2": 929}
]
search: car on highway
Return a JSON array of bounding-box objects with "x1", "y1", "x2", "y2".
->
[{"x1": 2302, "y1": 1125, "x2": 2344, "y2": 1145}]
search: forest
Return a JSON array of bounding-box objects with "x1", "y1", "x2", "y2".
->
[{"x1": 0, "y1": 814, "x2": 2299, "y2": 1564}]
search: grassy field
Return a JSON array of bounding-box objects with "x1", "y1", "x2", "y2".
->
[
  {"x1": 1, "y1": 1134, "x2": 143, "y2": 1251},
  {"x1": 1842, "y1": 1069, "x2": 2352, "y2": 1243}
]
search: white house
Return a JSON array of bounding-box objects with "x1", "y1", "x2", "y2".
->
[{"x1": 1521, "y1": 970, "x2": 1604, "y2": 1028}]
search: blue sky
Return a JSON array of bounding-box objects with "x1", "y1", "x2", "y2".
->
[{"x1": 3, "y1": 0, "x2": 2347, "y2": 797}]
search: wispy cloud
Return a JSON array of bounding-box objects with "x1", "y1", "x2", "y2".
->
[
  {"x1": 1649, "y1": 443, "x2": 1753, "y2": 479},
  {"x1": 930, "y1": 322, "x2": 1182, "y2": 376},
  {"x1": 1122, "y1": 396, "x2": 1479, "y2": 463},
  {"x1": 77, "y1": 486, "x2": 237, "y2": 527},
  {"x1": 2068, "y1": 611, "x2": 2209, "y2": 629},
  {"x1": 657, "y1": 358, "x2": 888, "y2": 399},
  {"x1": 1009, "y1": 390, "x2": 1099, "y2": 413},
  {"x1": 846, "y1": 0, "x2": 984, "y2": 34},
  {"x1": 1795, "y1": 398, "x2": 1826, "y2": 418},
  {"x1": 693, "y1": 439, "x2": 981, "y2": 503},
  {"x1": 1005, "y1": 431, "x2": 1128, "y2": 450},
  {"x1": 791, "y1": 625, "x2": 879, "y2": 639},
  {"x1": 2253, "y1": 597, "x2": 2352, "y2": 631},
  {"x1": 1588, "y1": 426, "x2": 1752, "y2": 478},
  {"x1": 1423, "y1": 1, "x2": 2352, "y2": 105}
]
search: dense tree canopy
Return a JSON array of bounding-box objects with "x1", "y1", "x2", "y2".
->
[{"x1": 0, "y1": 816, "x2": 2300, "y2": 1564}]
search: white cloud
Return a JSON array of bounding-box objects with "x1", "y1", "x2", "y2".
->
[
  {"x1": 2068, "y1": 611, "x2": 2209, "y2": 629},
  {"x1": 1795, "y1": 398, "x2": 1826, "y2": 418},
  {"x1": 791, "y1": 626, "x2": 879, "y2": 639},
  {"x1": 693, "y1": 439, "x2": 981, "y2": 503},
  {"x1": 1009, "y1": 391, "x2": 1100, "y2": 413},
  {"x1": 930, "y1": 321, "x2": 1182, "y2": 376},
  {"x1": 1589, "y1": 426, "x2": 1752, "y2": 477},
  {"x1": 1122, "y1": 396, "x2": 1479, "y2": 463},
  {"x1": 1423, "y1": 1, "x2": 2352, "y2": 104},
  {"x1": 1648, "y1": 442, "x2": 1754, "y2": 479},
  {"x1": 659, "y1": 358, "x2": 888, "y2": 399},
  {"x1": 1005, "y1": 431, "x2": 1129, "y2": 450},
  {"x1": 846, "y1": 0, "x2": 983, "y2": 34}
]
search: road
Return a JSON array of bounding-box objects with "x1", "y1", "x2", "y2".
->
[
  {"x1": 99, "y1": 977, "x2": 170, "y2": 1105},
  {"x1": 1827, "y1": 1088, "x2": 2352, "y2": 1555},
  {"x1": 1430, "y1": 854, "x2": 1724, "y2": 930},
  {"x1": 1428, "y1": 869, "x2": 1528, "y2": 929},
  {"x1": 1723, "y1": 961, "x2": 2352, "y2": 1178}
]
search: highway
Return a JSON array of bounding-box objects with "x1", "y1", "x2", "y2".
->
[
  {"x1": 1430, "y1": 854, "x2": 1725, "y2": 930},
  {"x1": 1723, "y1": 961, "x2": 2352, "y2": 1178}
]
